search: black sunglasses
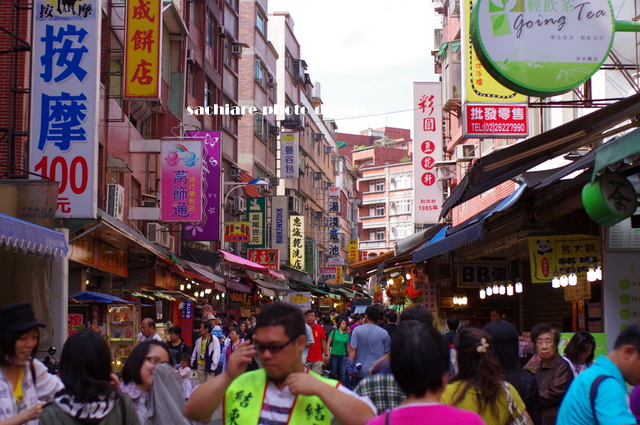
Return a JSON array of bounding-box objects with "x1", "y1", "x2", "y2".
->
[{"x1": 253, "y1": 336, "x2": 298, "y2": 354}]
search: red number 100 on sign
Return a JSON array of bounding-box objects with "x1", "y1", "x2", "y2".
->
[{"x1": 34, "y1": 156, "x2": 89, "y2": 194}]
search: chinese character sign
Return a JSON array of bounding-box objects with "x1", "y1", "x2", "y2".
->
[
  {"x1": 124, "y1": 0, "x2": 162, "y2": 99},
  {"x1": 247, "y1": 197, "x2": 265, "y2": 248},
  {"x1": 413, "y1": 82, "x2": 443, "y2": 224},
  {"x1": 528, "y1": 235, "x2": 600, "y2": 283},
  {"x1": 462, "y1": 104, "x2": 528, "y2": 138},
  {"x1": 29, "y1": 0, "x2": 101, "y2": 218},
  {"x1": 289, "y1": 215, "x2": 305, "y2": 270},
  {"x1": 224, "y1": 222, "x2": 250, "y2": 242},
  {"x1": 461, "y1": 0, "x2": 527, "y2": 102},
  {"x1": 328, "y1": 200, "x2": 340, "y2": 214},
  {"x1": 320, "y1": 267, "x2": 337, "y2": 281},
  {"x1": 328, "y1": 187, "x2": 340, "y2": 198},
  {"x1": 348, "y1": 239, "x2": 359, "y2": 263},
  {"x1": 280, "y1": 133, "x2": 299, "y2": 179},
  {"x1": 248, "y1": 249, "x2": 279, "y2": 270},
  {"x1": 271, "y1": 196, "x2": 289, "y2": 258},
  {"x1": 161, "y1": 140, "x2": 203, "y2": 222},
  {"x1": 183, "y1": 131, "x2": 221, "y2": 240}
]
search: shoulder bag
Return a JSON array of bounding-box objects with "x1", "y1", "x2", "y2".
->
[{"x1": 503, "y1": 382, "x2": 533, "y2": 425}]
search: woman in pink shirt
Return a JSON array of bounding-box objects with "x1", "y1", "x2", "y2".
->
[{"x1": 366, "y1": 321, "x2": 486, "y2": 425}]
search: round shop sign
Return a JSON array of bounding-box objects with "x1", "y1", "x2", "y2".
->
[
  {"x1": 582, "y1": 173, "x2": 638, "y2": 227},
  {"x1": 470, "y1": 0, "x2": 615, "y2": 97}
]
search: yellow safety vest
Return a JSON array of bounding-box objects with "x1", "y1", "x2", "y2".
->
[{"x1": 223, "y1": 369, "x2": 337, "y2": 425}]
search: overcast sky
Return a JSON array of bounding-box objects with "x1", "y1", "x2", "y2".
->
[{"x1": 267, "y1": 0, "x2": 439, "y2": 136}]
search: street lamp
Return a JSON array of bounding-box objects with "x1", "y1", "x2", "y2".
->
[{"x1": 219, "y1": 178, "x2": 269, "y2": 246}]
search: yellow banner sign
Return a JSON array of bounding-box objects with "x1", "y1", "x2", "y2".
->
[
  {"x1": 461, "y1": 0, "x2": 526, "y2": 102},
  {"x1": 347, "y1": 239, "x2": 358, "y2": 263},
  {"x1": 528, "y1": 235, "x2": 600, "y2": 284},
  {"x1": 289, "y1": 215, "x2": 305, "y2": 270},
  {"x1": 124, "y1": 0, "x2": 162, "y2": 99}
]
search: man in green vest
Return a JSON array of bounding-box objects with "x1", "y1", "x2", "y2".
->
[{"x1": 185, "y1": 303, "x2": 376, "y2": 425}]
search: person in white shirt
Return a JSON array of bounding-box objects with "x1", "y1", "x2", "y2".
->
[
  {"x1": 190, "y1": 321, "x2": 220, "y2": 384},
  {"x1": 137, "y1": 318, "x2": 163, "y2": 344}
]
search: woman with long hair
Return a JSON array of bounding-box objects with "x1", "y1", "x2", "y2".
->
[
  {"x1": 562, "y1": 331, "x2": 595, "y2": 377},
  {"x1": 485, "y1": 319, "x2": 541, "y2": 425},
  {"x1": 0, "y1": 303, "x2": 64, "y2": 425},
  {"x1": 327, "y1": 316, "x2": 350, "y2": 387},
  {"x1": 366, "y1": 321, "x2": 484, "y2": 425},
  {"x1": 442, "y1": 327, "x2": 532, "y2": 425},
  {"x1": 39, "y1": 329, "x2": 139, "y2": 425}
]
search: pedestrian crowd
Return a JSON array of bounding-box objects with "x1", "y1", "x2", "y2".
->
[{"x1": 2, "y1": 301, "x2": 640, "y2": 425}]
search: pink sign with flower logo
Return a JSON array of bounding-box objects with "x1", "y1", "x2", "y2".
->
[{"x1": 161, "y1": 140, "x2": 203, "y2": 222}]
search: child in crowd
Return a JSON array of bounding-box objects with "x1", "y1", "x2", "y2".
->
[{"x1": 178, "y1": 353, "x2": 193, "y2": 399}]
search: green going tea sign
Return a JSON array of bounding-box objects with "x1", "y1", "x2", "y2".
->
[{"x1": 470, "y1": 0, "x2": 615, "y2": 97}]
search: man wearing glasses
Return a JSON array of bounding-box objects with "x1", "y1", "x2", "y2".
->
[
  {"x1": 557, "y1": 324, "x2": 640, "y2": 425},
  {"x1": 185, "y1": 303, "x2": 376, "y2": 425}
]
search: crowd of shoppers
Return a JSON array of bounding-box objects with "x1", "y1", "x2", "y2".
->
[{"x1": 5, "y1": 300, "x2": 640, "y2": 425}]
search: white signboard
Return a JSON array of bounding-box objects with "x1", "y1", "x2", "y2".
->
[
  {"x1": 280, "y1": 133, "x2": 299, "y2": 179},
  {"x1": 288, "y1": 292, "x2": 312, "y2": 311},
  {"x1": 603, "y1": 251, "x2": 640, "y2": 351},
  {"x1": 30, "y1": 0, "x2": 102, "y2": 218},
  {"x1": 413, "y1": 82, "x2": 443, "y2": 224}
]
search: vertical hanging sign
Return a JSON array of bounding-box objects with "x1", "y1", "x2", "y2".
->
[
  {"x1": 124, "y1": 0, "x2": 162, "y2": 99},
  {"x1": 348, "y1": 239, "x2": 359, "y2": 263},
  {"x1": 247, "y1": 197, "x2": 265, "y2": 247},
  {"x1": 30, "y1": 0, "x2": 101, "y2": 218},
  {"x1": 290, "y1": 215, "x2": 305, "y2": 270},
  {"x1": 280, "y1": 133, "x2": 299, "y2": 179},
  {"x1": 271, "y1": 196, "x2": 289, "y2": 258},
  {"x1": 413, "y1": 82, "x2": 443, "y2": 224},
  {"x1": 160, "y1": 140, "x2": 203, "y2": 222},
  {"x1": 183, "y1": 131, "x2": 221, "y2": 241}
]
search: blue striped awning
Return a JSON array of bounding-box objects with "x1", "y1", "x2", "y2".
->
[{"x1": 0, "y1": 213, "x2": 68, "y2": 259}]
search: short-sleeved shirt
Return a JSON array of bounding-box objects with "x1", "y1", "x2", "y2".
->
[
  {"x1": 302, "y1": 323, "x2": 314, "y2": 363},
  {"x1": 441, "y1": 381, "x2": 525, "y2": 425},
  {"x1": 328, "y1": 329, "x2": 350, "y2": 356},
  {"x1": 307, "y1": 323, "x2": 327, "y2": 362},
  {"x1": 557, "y1": 355, "x2": 636, "y2": 425},
  {"x1": 350, "y1": 323, "x2": 391, "y2": 378}
]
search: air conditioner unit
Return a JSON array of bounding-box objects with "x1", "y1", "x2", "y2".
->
[
  {"x1": 435, "y1": 160, "x2": 457, "y2": 181},
  {"x1": 269, "y1": 176, "x2": 280, "y2": 186},
  {"x1": 107, "y1": 184, "x2": 125, "y2": 221},
  {"x1": 232, "y1": 196, "x2": 246, "y2": 215},
  {"x1": 164, "y1": 235, "x2": 175, "y2": 251},
  {"x1": 143, "y1": 200, "x2": 157, "y2": 208},
  {"x1": 314, "y1": 211, "x2": 323, "y2": 219},
  {"x1": 186, "y1": 49, "x2": 195, "y2": 63},
  {"x1": 147, "y1": 222, "x2": 162, "y2": 243},
  {"x1": 455, "y1": 144, "x2": 476, "y2": 161},
  {"x1": 230, "y1": 168, "x2": 242, "y2": 180},
  {"x1": 218, "y1": 25, "x2": 226, "y2": 37},
  {"x1": 231, "y1": 44, "x2": 243, "y2": 55},
  {"x1": 347, "y1": 190, "x2": 354, "y2": 199},
  {"x1": 324, "y1": 146, "x2": 333, "y2": 154},
  {"x1": 325, "y1": 181, "x2": 333, "y2": 188},
  {"x1": 267, "y1": 77, "x2": 276, "y2": 86},
  {"x1": 314, "y1": 172, "x2": 323, "y2": 180},
  {"x1": 268, "y1": 124, "x2": 280, "y2": 136},
  {"x1": 314, "y1": 133, "x2": 323, "y2": 141}
]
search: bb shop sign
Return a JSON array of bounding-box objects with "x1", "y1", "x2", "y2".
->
[{"x1": 471, "y1": 0, "x2": 615, "y2": 96}]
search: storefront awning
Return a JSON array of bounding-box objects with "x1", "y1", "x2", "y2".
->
[
  {"x1": 299, "y1": 282, "x2": 340, "y2": 299},
  {"x1": 225, "y1": 279, "x2": 251, "y2": 293},
  {"x1": 253, "y1": 278, "x2": 291, "y2": 294},
  {"x1": 414, "y1": 184, "x2": 527, "y2": 262},
  {"x1": 281, "y1": 265, "x2": 313, "y2": 285},
  {"x1": 348, "y1": 251, "x2": 395, "y2": 275},
  {"x1": 440, "y1": 91, "x2": 640, "y2": 219},
  {"x1": 394, "y1": 223, "x2": 446, "y2": 256},
  {"x1": 593, "y1": 127, "x2": 640, "y2": 178},
  {"x1": 0, "y1": 213, "x2": 68, "y2": 259},
  {"x1": 219, "y1": 250, "x2": 269, "y2": 273},
  {"x1": 69, "y1": 290, "x2": 133, "y2": 304},
  {"x1": 183, "y1": 260, "x2": 226, "y2": 292}
]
